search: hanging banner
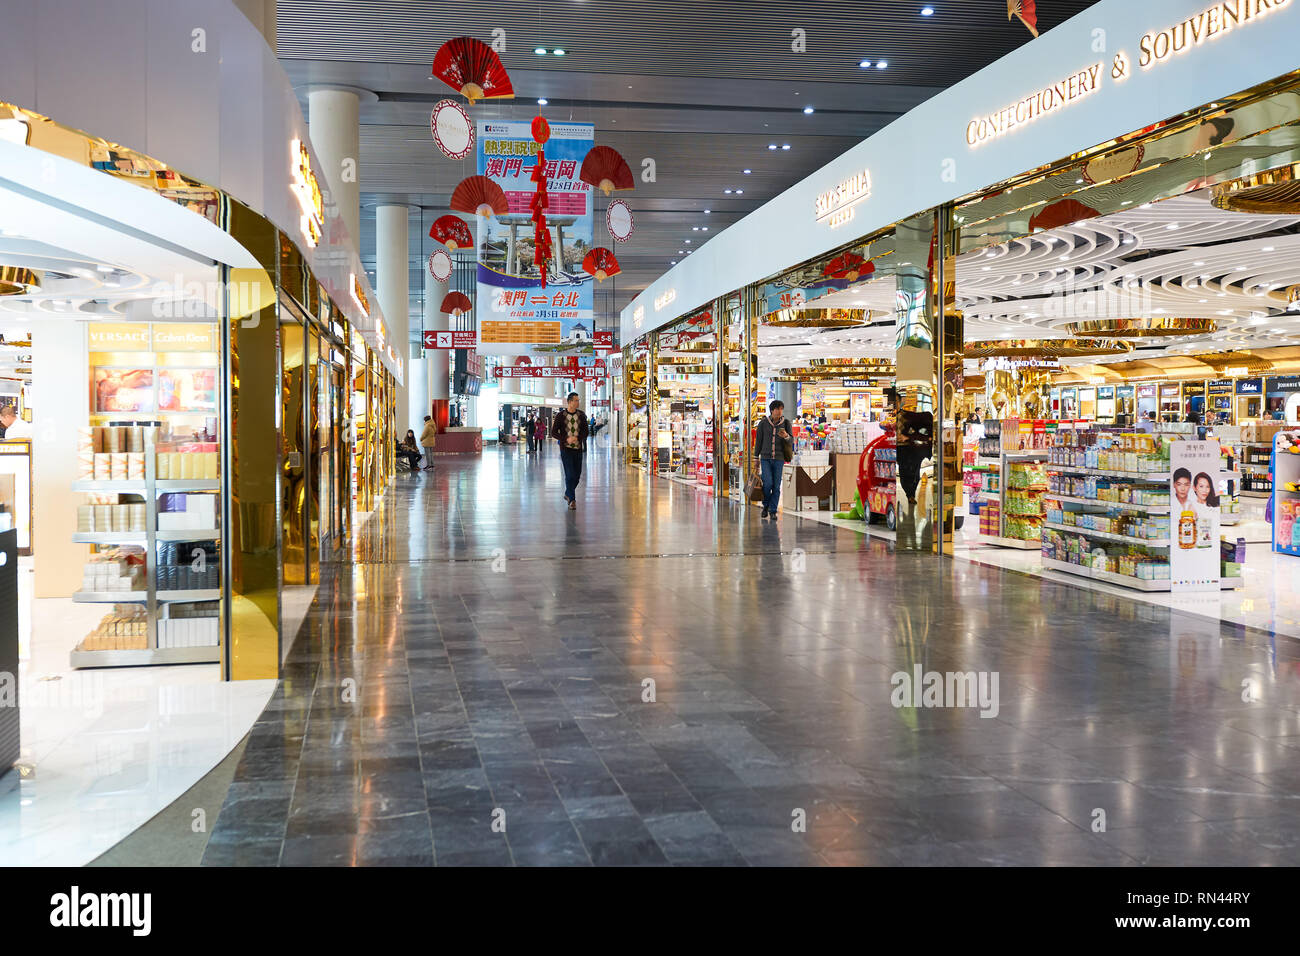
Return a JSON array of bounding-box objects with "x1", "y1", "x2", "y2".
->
[
  {"x1": 476, "y1": 120, "x2": 595, "y2": 357},
  {"x1": 1170, "y1": 441, "x2": 1221, "y2": 593}
]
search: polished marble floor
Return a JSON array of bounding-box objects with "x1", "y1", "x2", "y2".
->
[{"x1": 202, "y1": 444, "x2": 1300, "y2": 866}]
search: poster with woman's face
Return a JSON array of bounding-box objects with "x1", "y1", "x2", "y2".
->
[
  {"x1": 1170, "y1": 441, "x2": 1221, "y2": 592},
  {"x1": 94, "y1": 368, "x2": 154, "y2": 412}
]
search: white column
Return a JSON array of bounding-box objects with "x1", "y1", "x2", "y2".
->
[
  {"x1": 308, "y1": 87, "x2": 363, "y2": 250},
  {"x1": 424, "y1": 268, "x2": 450, "y2": 415},
  {"x1": 376, "y1": 203, "x2": 411, "y2": 435},
  {"x1": 33, "y1": 319, "x2": 86, "y2": 597}
]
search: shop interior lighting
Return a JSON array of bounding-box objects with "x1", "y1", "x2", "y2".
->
[
  {"x1": 921, "y1": 6, "x2": 935, "y2": 15},
  {"x1": 803, "y1": 106, "x2": 815, "y2": 114},
  {"x1": 537, "y1": 98, "x2": 548, "y2": 105},
  {"x1": 876, "y1": 61, "x2": 888, "y2": 69},
  {"x1": 781, "y1": 144, "x2": 791, "y2": 150},
  {"x1": 534, "y1": 47, "x2": 547, "y2": 55}
]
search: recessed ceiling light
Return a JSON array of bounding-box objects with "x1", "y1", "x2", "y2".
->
[
  {"x1": 768, "y1": 144, "x2": 777, "y2": 150},
  {"x1": 703, "y1": 209, "x2": 711, "y2": 214},
  {"x1": 781, "y1": 144, "x2": 791, "y2": 150},
  {"x1": 736, "y1": 189, "x2": 743, "y2": 194},
  {"x1": 537, "y1": 98, "x2": 548, "y2": 105},
  {"x1": 534, "y1": 47, "x2": 547, "y2": 55},
  {"x1": 921, "y1": 5, "x2": 935, "y2": 15},
  {"x1": 1263, "y1": 246, "x2": 1275, "y2": 251},
  {"x1": 702, "y1": 227, "x2": 708, "y2": 231},
  {"x1": 692, "y1": 226, "x2": 699, "y2": 231},
  {"x1": 743, "y1": 168, "x2": 751, "y2": 174},
  {"x1": 876, "y1": 61, "x2": 888, "y2": 69},
  {"x1": 685, "y1": 239, "x2": 691, "y2": 243},
  {"x1": 671, "y1": 260, "x2": 677, "y2": 265},
  {"x1": 859, "y1": 60, "x2": 872, "y2": 68},
  {"x1": 677, "y1": 250, "x2": 683, "y2": 254},
  {"x1": 803, "y1": 106, "x2": 814, "y2": 114},
  {"x1": 1194, "y1": 260, "x2": 1205, "y2": 266},
  {"x1": 552, "y1": 48, "x2": 565, "y2": 56},
  {"x1": 1166, "y1": 223, "x2": 1180, "y2": 230},
  {"x1": 724, "y1": 188, "x2": 732, "y2": 194}
]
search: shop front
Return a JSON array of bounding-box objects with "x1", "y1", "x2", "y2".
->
[{"x1": 620, "y1": 0, "x2": 1300, "y2": 618}]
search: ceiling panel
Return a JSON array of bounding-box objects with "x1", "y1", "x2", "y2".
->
[{"x1": 275, "y1": 0, "x2": 1103, "y2": 323}]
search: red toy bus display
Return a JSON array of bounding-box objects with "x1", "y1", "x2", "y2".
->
[{"x1": 857, "y1": 427, "x2": 898, "y2": 530}]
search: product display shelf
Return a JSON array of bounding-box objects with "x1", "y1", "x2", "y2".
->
[
  {"x1": 1049, "y1": 465, "x2": 1171, "y2": 481},
  {"x1": 978, "y1": 447, "x2": 1047, "y2": 550},
  {"x1": 69, "y1": 438, "x2": 222, "y2": 668},
  {"x1": 1042, "y1": 522, "x2": 1169, "y2": 547},
  {"x1": 1043, "y1": 493, "x2": 1169, "y2": 514},
  {"x1": 1041, "y1": 556, "x2": 1242, "y2": 592},
  {"x1": 1271, "y1": 433, "x2": 1300, "y2": 556}
]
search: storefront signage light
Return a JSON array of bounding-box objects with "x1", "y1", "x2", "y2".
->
[
  {"x1": 966, "y1": 62, "x2": 1102, "y2": 148},
  {"x1": 289, "y1": 138, "x2": 324, "y2": 248},
  {"x1": 841, "y1": 378, "x2": 877, "y2": 388},
  {"x1": 1139, "y1": 0, "x2": 1293, "y2": 70},
  {"x1": 1236, "y1": 377, "x2": 1262, "y2": 394},
  {"x1": 633, "y1": 305, "x2": 645, "y2": 328},
  {"x1": 653, "y1": 288, "x2": 677, "y2": 312},
  {"x1": 350, "y1": 273, "x2": 370, "y2": 319},
  {"x1": 814, "y1": 168, "x2": 872, "y2": 228}
]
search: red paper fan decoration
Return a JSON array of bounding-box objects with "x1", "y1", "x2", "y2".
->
[
  {"x1": 1029, "y1": 198, "x2": 1100, "y2": 233},
  {"x1": 450, "y1": 175, "x2": 508, "y2": 218},
  {"x1": 531, "y1": 116, "x2": 550, "y2": 144},
  {"x1": 441, "y1": 291, "x2": 473, "y2": 317},
  {"x1": 822, "y1": 252, "x2": 874, "y2": 283},
  {"x1": 431, "y1": 37, "x2": 514, "y2": 105},
  {"x1": 430, "y1": 215, "x2": 473, "y2": 251},
  {"x1": 582, "y1": 248, "x2": 622, "y2": 283},
  {"x1": 579, "y1": 146, "x2": 634, "y2": 196}
]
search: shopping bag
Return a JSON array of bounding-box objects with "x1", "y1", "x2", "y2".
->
[{"x1": 745, "y1": 469, "x2": 764, "y2": 502}]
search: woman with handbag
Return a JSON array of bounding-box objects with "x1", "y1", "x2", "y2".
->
[{"x1": 754, "y1": 399, "x2": 793, "y2": 520}]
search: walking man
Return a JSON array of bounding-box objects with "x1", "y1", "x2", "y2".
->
[
  {"x1": 551, "y1": 391, "x2": 589, "y2": 510},
  {"x1": 755, "y1": 399, "x2": 792, "y2": 520},
  {"x1": 420, "y1": 414, "x2": 437, "y2": 470}
]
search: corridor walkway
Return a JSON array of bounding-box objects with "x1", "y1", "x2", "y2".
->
[{"x1": 202, "y1": 443, "x2": 1300, "y2": 866}]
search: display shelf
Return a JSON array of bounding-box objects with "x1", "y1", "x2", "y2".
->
[
  {"x1": 1043, "y1": 522, "x2": 1169, "y2": 547},
  {"x1": 1041, "y1": 556, "x2": 1241, "y2": 591},
  {"x1": 977, "y1": 533, "x2": 1041, "y2": 550},
  {"x1": 72, "y1": 431, "x2": 222, "y2": 668},
  {"x1": 69, "y1": 645, "x2": 220, "y2": 668},
  {"x1": 156, "y1": 588, "x2": 221, "y2": 602},
  {"x1": 71, "y1": 480, "x2": 145, "y2": 493},
  {"x1": 155, "y1": 529, "x2": 220, "y2": 541},
  {"x1": 1044, "y1": 493, "x2": 1169, "y2": 514},
  {"x1": 1272, "y1": 433, "x2": 1300, "y2": 557},
  {"x1": 1242, "y1": 490, "x2": 1271, "y2": 499},
  {"x1": 73, "y1": 591, "x2": 147, "y2": 603},
  {"x1": 72, "y1": 532, "x2": 147, "y2": 545},
  {"x1": 1048, "y1": 465, "x2": 1170, "y2": 480}
]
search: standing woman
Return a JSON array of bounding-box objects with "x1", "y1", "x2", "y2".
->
[{"x1": 552, "y1": 391, "x2": 589, "y2": 510}]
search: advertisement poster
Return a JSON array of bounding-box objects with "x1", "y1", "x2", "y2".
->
[
  {"x1": 1170, "y1": 441, "x2": 1221, "y2": 592},
  {"x1": 476, "y1": 120, "x2": 595, "y2": 357},
  {"x1": 94, "y1": 369, "x2": 155, "y2": 412},
  {"x1": 158, "y1": 369, "x2": 216, "y2": 412}
]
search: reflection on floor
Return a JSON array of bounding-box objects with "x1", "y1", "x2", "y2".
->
[
  {"x1": 202, "y1": 446, "x2": 1300, "y2": 866},
  {"x1": 1, "y1": 562, "x2": 275, "y2": 866}
]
